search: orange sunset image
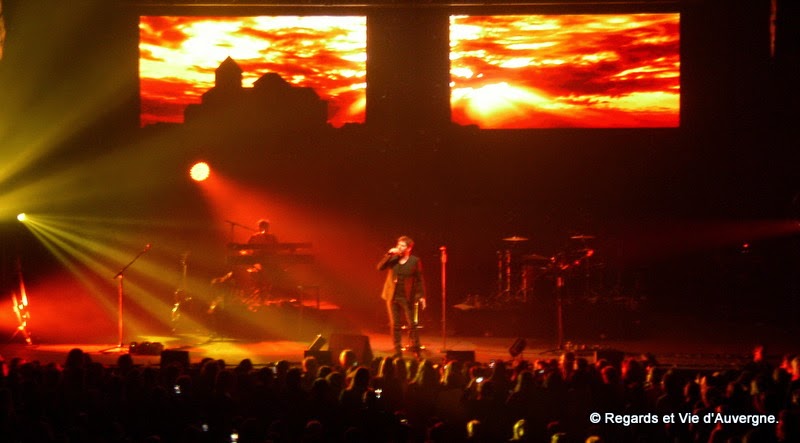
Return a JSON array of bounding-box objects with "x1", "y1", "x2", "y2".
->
[
  {"x1": 138, "y1": 14, "x2": 679, "y2": 129},
  {"x1": 450, "y1": 14, "x2": 681, "y2": 128},
  {"x1": 138, "y1": 16, "x2": 367, "y2": 128}
]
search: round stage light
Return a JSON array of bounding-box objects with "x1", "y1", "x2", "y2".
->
[
  {"x1": 17, "y1": 213, "x2": 27, "y2": 222},
  {"x1": 190, "y1": 162, "x2": 210, "y2": 182}
]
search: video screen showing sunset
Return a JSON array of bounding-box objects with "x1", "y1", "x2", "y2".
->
[
  {"x1": 450, "y1": 14, "x2": 680, "y2": 128},
  {"x1": 139, "y1": 16, "x2": 367, "y2": 128}
]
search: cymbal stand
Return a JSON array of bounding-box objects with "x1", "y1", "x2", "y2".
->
[
  {"x1": 504, "y1": 250, "x2": 512, "y2": 294},
  {"x1": 494, "y1": 250, "x2": 513, "y2": 304},
  {"x1": 495, "y1": 250, "x2": 505, "y2": 296},
  {"x1": 518, "y1": 266, "x2": 530, "y2": 304},
  {"x1": 439, "y1": 246, "x2": 449, "y2": 353}
]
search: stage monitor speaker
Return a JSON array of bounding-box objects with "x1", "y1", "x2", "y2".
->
[
  {"x1": 304, "y1": 350, "x2": 332, "y2": 365},
  {"x1": 329, "y1": 333, "x2": 373, "y2": 366},
  {"x1": 161, "y1": 349, "x2": 190, "y2": 368},
  {"x1": 445, "y1": 350, "x2": 476, "y2": 362},
  {"x1": 594, "y1": 349, "x2": 625, "y2": 368}
]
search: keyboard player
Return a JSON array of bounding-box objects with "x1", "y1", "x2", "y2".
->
[
  {"x1": 248, "y1": 218, "x2": 278, "y2": 249},
  {"x1": 226, "y1": 219, "x2": 312, "y2": 305},
  {"x1": 244, "y1": 218, "x2": 281, "y2": 302}
]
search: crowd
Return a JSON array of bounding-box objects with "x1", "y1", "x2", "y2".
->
[{"x1": 0, "y1": 345, "x2": 798, "y2": 443}]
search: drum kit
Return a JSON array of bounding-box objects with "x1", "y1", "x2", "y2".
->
[
  {"x1": 491, "y1": 233, "x2": 599, "y2": 306},
  {"x1": 484, "y1": 233, "x2": 603, "y2": 350}
]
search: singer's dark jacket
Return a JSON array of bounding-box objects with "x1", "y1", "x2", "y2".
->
[{"x1": 377, "y1": 253, "x2": 425, "y2": 302}]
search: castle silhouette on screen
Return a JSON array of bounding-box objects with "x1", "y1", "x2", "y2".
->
[{"x1": 184, "y1": 57, "x2": 329, "y2": 132}]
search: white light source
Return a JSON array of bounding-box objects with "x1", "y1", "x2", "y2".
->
[{"x1": 190, "y1": 162, "x2": 210, "y2": 182}]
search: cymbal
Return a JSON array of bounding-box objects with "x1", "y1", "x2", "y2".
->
[
  {"x1": 570, "y1": 234, "x2": 595, "y2": 240},
  {"x1": 502, "y1": 236, "x2": 529, "y2": 242}
]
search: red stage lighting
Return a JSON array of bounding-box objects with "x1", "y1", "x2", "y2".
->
[{"x1": 190, "y1": 162, "x2": 210, "y2": 182}]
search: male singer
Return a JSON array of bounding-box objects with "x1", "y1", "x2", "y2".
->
[{"x1": 377, "y1": 236, "x2": 426, "y2": 357}]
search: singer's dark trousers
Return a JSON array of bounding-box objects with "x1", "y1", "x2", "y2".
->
[{"x1": 387, "y1": 295, "x2": 420, "y2": 353}]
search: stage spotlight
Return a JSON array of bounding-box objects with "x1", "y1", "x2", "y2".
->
[
  {"x1": 17, "y1": 213, "x2": 27, "y2": 222},
  {"x1": 190, "y1": 162, "x2": 210, "y2": 182}
]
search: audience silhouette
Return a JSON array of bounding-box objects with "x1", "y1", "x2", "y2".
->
[{"x1": 0, "y1": 347, "x2": 797, "y2": 442}]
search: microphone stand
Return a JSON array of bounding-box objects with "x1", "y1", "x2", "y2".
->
[
  {"x1": 224, "y1": 219, "x2": 255, "y2": 243},
  {"x1": 556, "y1": 274, "x2": 565, "y2": 351},
  {"x1": 439, "y1": 246, "x2": 449, "y2": 353},
  {"x1": 103, "y1": 245, "x2": 150, "y2": 353}
]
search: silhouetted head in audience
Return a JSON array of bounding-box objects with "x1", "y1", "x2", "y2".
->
[
  {"x1": 513, "y1": 370, "x2": 535, "y2": 393},
  {"x1": 660, "y1": 369, "x2": 683, "y2": 398},
  {"x1": 393, "y1": 356, "x2": 408, "y2": 382},
  {"x1": 348, "y1": 366, "x2": 371, "y2": 391},
  {"x1": 511, "y1": 358, "x2": 530, "y2": 378},
  {"x1": 304, "y1": 420, "x2": 325, "y2": 443},
  {"x1": 683, "y1": 379, "x2": 700, "y2": 404},
  {"x1": 700, "y1": 372, "x2": 724, "y2": 407},
  {"x1": 286, "y1": 367, "x2": 303, "y2": 390},
  {"x1": 317, "y1": 365, "x2": 333, "y2": 380},
  {"x1": 378, "y1": 355, "x2": 395, "y2": 379},
  {"x1": 790, "y1": 355, "x2": 800, "y2": 381},
  {"x1": 339, "y1": 349, "x2": 357, "y2": 369},
  {"x1": 601, "y1": 365, "x2": 620, "y2": 385},
  {"x1": 326, "y1": 370, "x2": 345, "y2": 393},
  {"x1": 275, "y1": 359, "x2": 291, "y2": 377},
  {"x1": 65, "y1": 348, "x2": 86, "y2": 370},
  {"x1": 490, "y1": 359, "x2": 508, "y2": 381},
  {"x1": 777, "y1": 409, "x2": 800, "y2": 442},
  {"x1": 302, "y1": 355, "x2": 318, "y2": 375},
  {"x1": 466, "y1": 419, "x2": 484, "y2": 441},
  {"x1": 406, "y1": 358, "x2": 419, "y2": 380},
  {"x1": 116, "y1": 353, "x2": 134, "y2": 374},
  {"x1": 309, "y1": 377, "x2": 329, "y2": 400},
  {"x1": 442, "y1": 360, "x2": 466, "y2": 388},
  {"x1": 236, "y1": 358, "x2": 253, "y2": 373},
  {"x1": 622, "y1": 358, "x2": 646, "y2": 386},
  {"x1": 413, "y1": 359, "x2": 438, "y2": 388},
  {"x1": 427, "y1": 420, "x2": 447, "y2": 442},
  {"x1": 511, "y1": 418, "x2": 528, "y2": 441}
]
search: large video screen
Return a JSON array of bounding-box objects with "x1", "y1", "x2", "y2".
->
[
  {"x1": 450, "y1": 14, "x2": 680, "y2": 128},
  {"x1": 139, "y1": 16, "x2": 367, "y2": 128}
]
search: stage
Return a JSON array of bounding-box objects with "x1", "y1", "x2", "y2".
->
[{"x1": 2, "y1": 311, "x2": 795, "y2": 372}]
